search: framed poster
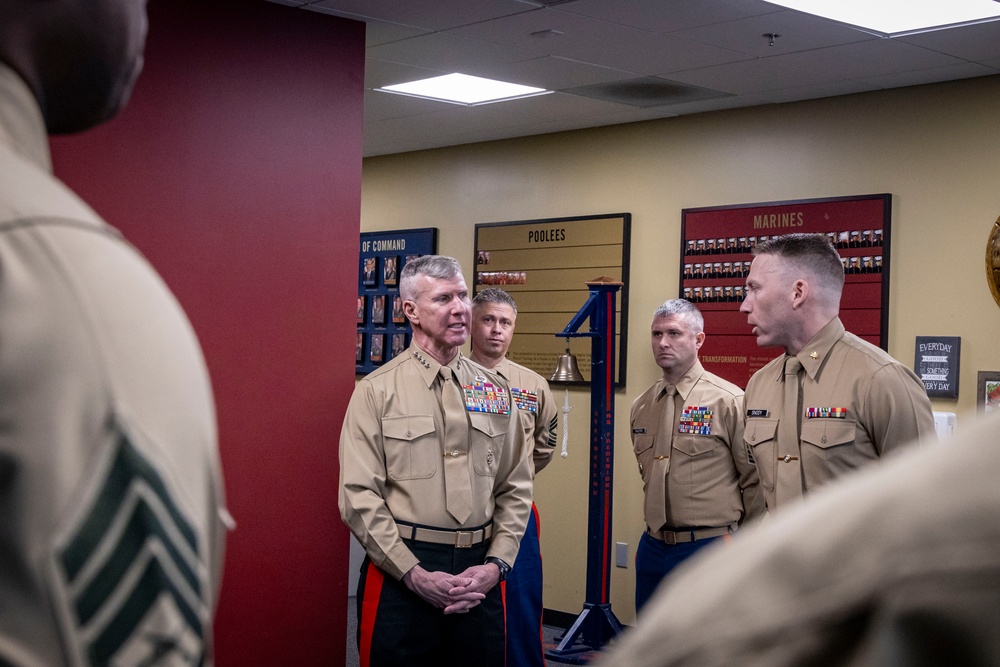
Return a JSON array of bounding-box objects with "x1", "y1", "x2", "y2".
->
[
  {"x1": 357, "y1": 228, "x2": 437, "y2": 375},
  {"x1": 977, "y1": 371, "x2": 1000, "y2": 414},
  {"x1": 391, "y1": 294, "x2": 406, "y2": 324},
  {"x1": 915, "y1": 336, "x2": 960, "y2": 399},
  {"x1": 390, "y1": 332, "x2": 409, "y2": 360},
  {"x1": 681, "y1": 194, "x2": 891, "y2": 387},
  {"x1": 369, "y1": 333, "x2": 384, "y2": 364},
  {"x1": 383, "y1": 256, "x2": 399, "y2": 287},
  {"x1": 371, "y1": 294, "x2": 387, "y2": 326},
  {"x1": 474, "y1": 213, "x2": 631, "y2": 386}
]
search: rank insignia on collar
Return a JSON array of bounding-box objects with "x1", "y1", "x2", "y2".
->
[
  {"x1": 510, "y1": 388, "x2": 538, "y2": 413},
  {"x1": 462, "y1": 380, "x2": 510, "y2": 414},
  {"x1": 678, "y1": 406, "x2": 712, "y2": 435},
  {"x1": 806, "y1": 407, "x2": 847, "y2": 419},
  {"x1": 810, "y1": 351, "x2": 818, "y2": 359}
]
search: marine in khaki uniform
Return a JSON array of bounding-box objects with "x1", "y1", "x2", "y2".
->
[
  {"x1": 740, "y1": 233, "x2": 934, "y2": 511},
  {"x1": 469, "y1": 288, "x2": 557, "y2": 667},
  {"x1": 340, "y1": 256, "x2": 532, "y2": 667},
  {"x1": 630, "y1": 299, "x2": 764, "y2": 613},
  {"x1": 0, "y1": 3, "x2": 228, "y2": 664},
  {"x1": 597, "y1": 413, "x2": 1000, "y2": 667}
]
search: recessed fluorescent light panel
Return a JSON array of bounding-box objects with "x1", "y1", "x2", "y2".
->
[
  {"x1": 377, "y1": 73, "x2": 550, "y2": 106},
  {"x1": 763, "y1": 0, "x2": 1000, "y2": 36}
]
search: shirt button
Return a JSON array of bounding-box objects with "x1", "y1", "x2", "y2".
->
[
  {"x1": 821, "y1": 436, "x2": 827, "y2": 444},
  {"x1": 783, "y1": 455, "x2": 791, "y2": 462},
  {"x1": 451, "y1": 450, "x2": 460, "y2": 457},
  {"x1": 406, "y1": 431, "x2": 412, "y2": 437}
]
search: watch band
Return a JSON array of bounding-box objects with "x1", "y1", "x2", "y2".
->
[{"x1": 485, "y1": 556, "x2": 511, "y2": 581}]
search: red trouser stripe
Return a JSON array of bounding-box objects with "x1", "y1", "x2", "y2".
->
[
  {"x1": 359, "y1": 565, "x2": 385, "y2": 667},
  {"x1": 501, "y1": 580, "x2": 508, "y2": 666}
]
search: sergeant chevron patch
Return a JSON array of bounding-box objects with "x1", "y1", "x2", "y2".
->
[{"x1": 50, "y1": 431, "x2": 208, "y2": 666}]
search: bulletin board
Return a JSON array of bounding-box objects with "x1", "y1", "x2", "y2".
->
[
  {"x1": 357, "y1": 227, "x2": 437, "y2": 375},
  {"x1": 474, "y1": 213, "x2": 631, "y2": 386},
  {"x1": 680, "y1": 194, "x2": 891, "y2": 388}
]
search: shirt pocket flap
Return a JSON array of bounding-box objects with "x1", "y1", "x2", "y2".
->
[
  {"x1": 801, "y1": 419, "x2": 856, "y2": 449},
  {"x1": 382, "y1": 415, "x2": 435, "y2": 441},
  {"x1": 469, "y1": 412, "x2": 508, "y2": 438},
  {"x1": 673, "y1": 434, "x2": 716, "y2": 457},
  {"x1": 744, "y1": 418, "x2": 778, "y2": 445}
]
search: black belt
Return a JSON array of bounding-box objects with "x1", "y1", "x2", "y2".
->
[
  {"x1": 396, "y1": 522, "x2": 493, "y2": 548},
  {"x1": 647, "y1": 523, "x2": 736, "y2": 545}
]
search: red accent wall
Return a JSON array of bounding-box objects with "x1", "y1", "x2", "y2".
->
[{"x1": 50, "y1": 1, "x2": 364, "y2": 664}]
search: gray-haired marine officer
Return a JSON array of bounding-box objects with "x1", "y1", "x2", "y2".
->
[{"x1": 340, "y1": 255, "x2": 532, "y2": 667}]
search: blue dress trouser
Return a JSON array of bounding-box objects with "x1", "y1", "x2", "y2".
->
[
  {"x1": 634, "y1": 530, "x2": 723, "y2": 614},
  {"x1": 505, "y1": 503, "x2": 544, "y2": 667}
]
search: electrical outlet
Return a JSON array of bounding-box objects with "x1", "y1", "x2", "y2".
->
[{"x1": 615, "y1": 542, "x2": 628, "y2": 568}]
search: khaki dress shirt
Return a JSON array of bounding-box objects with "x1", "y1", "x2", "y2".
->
[
  {"x1": 491, "y1": 357, "x2": 557, "y2": 477},
  {"x1": 744, "y1": 317, "x2": 935, "y2": 511},
  {"x1": 630, "y1": 361, "x2": 764, "y2": 531},
  {"x1": 597, "y1": 413, "x2": 1000, "y2": 667},
  {"x1": 0, "y1": 63, "x2": 228, "y2": 666},
  {"x1": 339, "y1": 344, "x2": 533, "y2": 580}
]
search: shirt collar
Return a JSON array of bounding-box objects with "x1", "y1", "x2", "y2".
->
[
  {"x1": 409, "y1": 342, "x2": 464, "y2": 388},
  {"x1": 0, "y1": 62, "x2": 51, "y2": 172},
  {"x1": 789, "y1": 316, "x2": 845, "y2": 381},
  {"x1": 656, "y1": 360, "x2": 704, "y2": 403}
]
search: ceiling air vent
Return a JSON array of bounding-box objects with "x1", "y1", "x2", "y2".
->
[{"x1": 564, "y1": 77, "x2": 731, "y2": 108}]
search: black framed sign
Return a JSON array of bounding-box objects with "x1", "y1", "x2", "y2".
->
[
  {"x1": 357, "y1": 227, "x2": 437, "y2": 375},
  {"x1": 915, "y1": 336, "x2": 960, "y2": 399},
  {"x1": 474, "y1": 213, "x2": 631, "y2": 387}
]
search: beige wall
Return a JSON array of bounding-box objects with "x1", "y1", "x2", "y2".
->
[{"x1": 360, "y1": 74, "x2": 1000, "y2": 625}]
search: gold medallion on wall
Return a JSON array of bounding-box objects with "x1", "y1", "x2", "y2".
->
[{"x1": 988, "y1": 216, "x2": 1000, "y2": 308}]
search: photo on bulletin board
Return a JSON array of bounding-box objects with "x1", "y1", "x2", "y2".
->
[
  {"x1": 680, "y1": 194, "x2": 891, "y2": 388},
  {"x1": 370, "y1": 333, "x2": 385, "y2": 364},
  {"x1": 371, "y1": 294, "x2": 387, "y2": 326},
  {"x1": 362, "y1": 256, "x2": 378, "y2": 287},
  {"x1": 390, "y1": 332, "x2": 408, "y2": 359},
  {"x1": 473, "y1": 213, "x2": 631, "y2": 387},
  {"x1": 383, "y1": 256, "x2": 399, "y2": 286},
  {"x1": 356, "y1": 333, "x2": 365, "y2": 363},
  {"x1": 977, "y1": 371, "x2": 1000, "y2": 414},
  {"x1": 391, "y1": 294, "x2": 406, "y2": 324},
  {"x1": 357, "y1": 227, "x2": 437, "y2": 375}
]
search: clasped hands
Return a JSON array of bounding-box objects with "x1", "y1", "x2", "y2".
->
[{"x1": 403, "y1": 563, "x2": 500, "y2": 614}]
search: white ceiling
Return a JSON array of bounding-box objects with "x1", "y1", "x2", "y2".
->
[{"x1": 269, "y1": 0, "x2": 1000, "y2": 157}]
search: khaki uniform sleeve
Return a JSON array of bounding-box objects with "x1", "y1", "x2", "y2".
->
[
  {"x1": 531, "y1": 381, "x2": 558, "y2": 476},
  {"x1": 729, "y1": 393, "x2": 765, "y2": 523},
  {"x1": 485, "y1": 406, "x2": 534, "y2": 566},
  {"x1": 338, "y1": 381, "x2": 418, "y2": 581},
  {"x1": 864, "y1": 364, "x2": 936, "y2": 456}
]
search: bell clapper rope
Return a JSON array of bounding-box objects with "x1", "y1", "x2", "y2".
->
[{"x1": 561, "y1": 389, "x2": 572, "y2": 458}]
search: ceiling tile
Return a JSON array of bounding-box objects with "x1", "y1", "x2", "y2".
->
[
  {"x1": 771, "y1": 39, "x2": 966, "y2": 79},
  {"x1": 553, "y1": 0, "x2": 783, "y2": 33},
  {"x1": 666, "y1": 59, "x2": 839, "y2": 95},
  {"x1": 674, "y1": 9, "x2": 876, "y2": 58},
  {"x1": 303, "y1": 0, "x2": 534, "y2": 31},
  {"x1": 447, "y1": 10, "x2": 753, "y2": 76},
  {"x1": 896, "y1": 20, "x2": 1000, "y2": 62}
]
